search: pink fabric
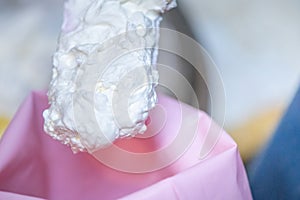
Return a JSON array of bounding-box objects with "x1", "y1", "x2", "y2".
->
[{"x1": 0, "y1": 91, "x2": 252, "y2": 200}]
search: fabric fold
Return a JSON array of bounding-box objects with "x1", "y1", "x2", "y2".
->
[{"x1": 0, "y1": 91, "x2": 252, "y2": 200}]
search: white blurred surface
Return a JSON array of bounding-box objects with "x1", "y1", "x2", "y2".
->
[
  {"x1": 179, "y1": 0, "x2": 300, "y2": 128},
  {"x1": 0, "y1": 1, "x2": 63, "y2": 117}
]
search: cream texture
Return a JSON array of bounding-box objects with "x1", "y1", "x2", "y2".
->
[{"x1": 43, "y1": 0, "x2": 176, "y2": 153}]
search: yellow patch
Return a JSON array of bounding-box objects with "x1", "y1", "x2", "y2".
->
[
  {"x1": 0, "y1": 117, "x2": 10, "y2": 138},
  {"x1": 229, "y1": 106, "x2": 283, "y2": 162}
]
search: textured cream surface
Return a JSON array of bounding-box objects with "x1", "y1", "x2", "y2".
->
[{"x1": 43, "y1": 0, "x2": 176, "y2": 153}]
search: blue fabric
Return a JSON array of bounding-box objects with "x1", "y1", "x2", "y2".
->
[{"x1": 248, "y1": 85, "x2": 300, "y2": 200}]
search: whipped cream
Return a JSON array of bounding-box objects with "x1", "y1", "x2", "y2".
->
[{"x1": 43, "y1": 0, "x2": 176, "y2": 153}]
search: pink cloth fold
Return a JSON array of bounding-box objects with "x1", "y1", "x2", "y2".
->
[{"x1": 0, "y1": 91, "x2": 252, "y2": 200}]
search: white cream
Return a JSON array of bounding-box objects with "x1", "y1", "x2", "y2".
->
[{"x1": 43, "y1": 0, "x2": 176, "y2": 153}]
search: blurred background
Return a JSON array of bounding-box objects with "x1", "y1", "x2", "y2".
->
[{"x1": 0, "y1": 0, "x2": 299, "y2": 165}]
